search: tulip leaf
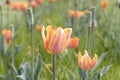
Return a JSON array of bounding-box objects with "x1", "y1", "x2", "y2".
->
[
  {"x1": 17, "y1": 62, "x2": 32, "y2": 80},
  {"x1": 5, "y1": 68, "x2": 17, "y2": 80},
  {"x1": 0, "y1": 36, "x2": 4, "y2": 55},
  {"x1": 97, "y1": 65, "x2": 111, "y2": 80},
  {"x1": 34, "y1": 54, "x2": 41, "y2": 80},
  {"x1": 78, "y1": 67, "x2": 84, "y2": 79},
  {"x1": 34, "y1": 14, "x2": 41, "y2": 26},
  {"x1": 0, "y1": 74, "x2": 5, "y2": 79},
  {"x1": 9, "y1": 64, "x2": 18, "y2": 75},
  {"x1": 14, "y1": 45, "x2": 23, "y2": 55},
  {"x1": 91, "y1": 52, "x2": 107, "y2": 72}
]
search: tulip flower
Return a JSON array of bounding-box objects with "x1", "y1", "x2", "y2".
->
[
  {"x1": 2, "y1": 29, "x2": 12, "y2": 46},
  {"x1": 36, "y1": 25, "x2": 43, "y2": 32},
  {"x1": 68, "y1": 10, "x2": 89, "y2": 20},
  {"x1": 48, "y1": 0, "x2": 57, "y2": 3},
  {"x1": 42, "y1": 26, "x2": 72, "y2": 54},
  {"x1": 78, "y1": 50, "x2": 98, "y2": 70},
  {"x1": 36, "y1": 0, "x2": 43, "y2": 4},
  {"x1": 69, "y1": 37, "x2": 80, "y2": 49},
  {"x1": 101, "y1": 0, "x2": 108, "y2": 9},
  {"x1": 31, "y1": 1, "x2": 38, "y2": 9},
  {"x1": 68, "y1": 10, "x2": 75, "y2": 18},
  {"x1": 19, "y1": 2, "x2": 28, "y2": 11},
  {"x1": 10, "y1": 2, "x2": 20, "y2": 10}
]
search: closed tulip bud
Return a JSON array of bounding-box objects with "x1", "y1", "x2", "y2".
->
[
  {"x1": 2, "y1": 29, "x2": 12, "y2": 46},
  {"x1": 78, "y1": 50, "x2": 98, "y2": 70},
  {"x1": 68, "y1": 10, "x2": 75, "y2": 18},
  {"x1": 31, "y1": 1, "x2": 38, "y2": 9},
  {"x1": 69, "y1": 37, "x2": 80, "y2": 49},
  {"x1": 68, "y1": 10, "x2": 89, "y2": 20},
  {"x1": 101, "y1": 0, "x2": 108, "y2": 9},
  {"x1": 10, "y1": 2, "x2": 20, "y2": 10},
  {"x1": 48, "y1": 0, "x2": 57, "y2": 3},
  {"x1": 36, "y1": 0, "x2": 43, "y2": 4},
  {"x1": 19, "y1": 2, "x2": 28, "y2": 11},
  {"x1": 42, "y1": 26, "x2": 72, "y2": 54},
  {"x1": 36, "y1": 25, "x2": 43, "y2": 32}
]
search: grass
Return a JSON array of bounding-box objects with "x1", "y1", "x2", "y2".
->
[{"x1": 0, "y1": 0, "x2": 120, "y2": 80}]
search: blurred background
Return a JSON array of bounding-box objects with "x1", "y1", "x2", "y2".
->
[{"x1": 0, "y1": 0, "x2": 120, "y2": 80}]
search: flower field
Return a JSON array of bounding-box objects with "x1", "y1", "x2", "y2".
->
[{"x1": 0, "y1": 0, "x2": 120, "y2": 80}]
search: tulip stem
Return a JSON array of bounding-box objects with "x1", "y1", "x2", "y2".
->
[
  {"x1": 6, "y1": 4, "x2": 9, "y2": 29},
  {"x1": 82, "y1": 71, "x2": 86, "y2": 80},
  {"x1": 0, "y1": 5, "x2": 2, "y2": 34},
  {"x1": 89, "y1": 7, "x2": 96, "y2": 56},
  {"x1": 86, "y1": 25, "x2": 91, "y2": 55},
  {"x1": 11, "y1": 26, "x2": 14, "y2": 66},
  {"x1": 53, "y1": 55, "x2": 56, "y2": 80},
  {"x1": 28, "y1": 8, "x2": 34, "y2": 80},
  {"x1": 86, "y1": 7, "x2": 96, "y2": 56}
]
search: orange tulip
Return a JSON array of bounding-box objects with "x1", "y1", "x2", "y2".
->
[
  {"x1": 19, "y1": 2, "x2": 28, "y2": 11},
  {"x1": 69, "y1": 37, "x2": 79, "y2": 49},
  {"x1": 78, "y1": 50, "x2": 98, "y2": 70},
  {"x1": 75, "y1": 10, "x2": 87, "y2": 19},
  {"x1": 101, "y1": 0, "x2": 108, "y2": 9},
  {"x1": 68, "y1": 10, "x2": 75, "y2": 18},
  {"x1": 2, "y1": 29, "x2": 12, "y2": 46},
  {"x1": 48, "y1": 0, "x2": 57, "y2": 3},
  {"x1": 42, "y1": 26, "x2": 72, "y2": 54},
  {"x1": 68, "y1": 10, "x2": 89, "y2": 20},
  {"x1": 36, "y1": 25, "x2": 43, "y2": 32},
  {"x1": 36, "y1": 0, "x2": 43, "y2": 4},
  {"x1": 10, "y1": 2, "x2": 20, "y2": 10},
  {"x1": 31, "y1": 1, "x2": 38, "y2": 9}
]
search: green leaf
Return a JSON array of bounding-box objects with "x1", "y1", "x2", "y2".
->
[
  {"x1": 17, "y1": 62, "x2": 32, "y2": 80},
  {"x1": 91, "y1": 52, "x2": 107, "y2": 72},
  {"x1": 99, "y1": 65, "x2": 111, "y2": 77},
  {"x1": 9, "y1": 64, "x2": 18, "y2": 75},
  {"x1": 34, "y1": 54, "x2": 41, "y2": 80}
]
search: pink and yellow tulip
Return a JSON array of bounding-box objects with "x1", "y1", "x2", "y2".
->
[
  {"x1": 42, "y1": 26, "x2": 72, "y2": 54},
  {"x1": 78, "y1": 50, "x2": 98, "y2": 70}
]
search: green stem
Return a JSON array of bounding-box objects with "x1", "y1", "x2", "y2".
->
[
  {"x1": 74, "y1": 0, "x2": 78, "y2": 35},
  {"x1": 28, "y1": 8, "x2": 34, "y2": 80},
  {"x1": 11, "y1": 26, "x2": 14, "y2": 66},
  {"x1": 82, "y1": 71, "x2": 86, "y2": 80},
  {"x1": 0, "y1": 5, "x2": 2, "y2": 34},
  {"x1": 89, "y1": 7, "x2": 96, "y2": 55},
  {"x1": 53, "y1": 55, "x2": 56, "y2": 80},
  {"x1": 7, "y1": 5, "x2": 9, "y2": 28},
  {"x1": 86, "y1": 25, "x2": 91, "y2": 54}
]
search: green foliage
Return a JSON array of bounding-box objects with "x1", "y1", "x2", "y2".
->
[{"x1": 0, "y1": 0, "x2": 120, "y2": 80}]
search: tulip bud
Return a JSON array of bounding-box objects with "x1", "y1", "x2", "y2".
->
[
  {"x1": 78, "y1": 50, "x2": 98, "y2": 70},
  {"x1": 101, "y1": 0, "x2": 108, "y2": 9},
  {"x1": 69, "y1": 37, "x2": 80, "y2": 49},
  {"x1": 2, "y1": 29, "x2": 12, "y2": 46}
]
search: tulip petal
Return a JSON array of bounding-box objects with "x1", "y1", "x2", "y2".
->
[
  {"x1": 91, "y1": 54, "x2": 98, "y2": 68},
  {"x1": 78, "y1": 52, "x2": 84, "y2": 69},
  {"x1": 48, "y1": 28, "x2": 65, "y2": 54},
  {"x1": 42, "y1": 26, "x2": 50, "y2": 53},
  {"x1": 64, "y1": 28, "x2": 72, "y2": 48}
]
